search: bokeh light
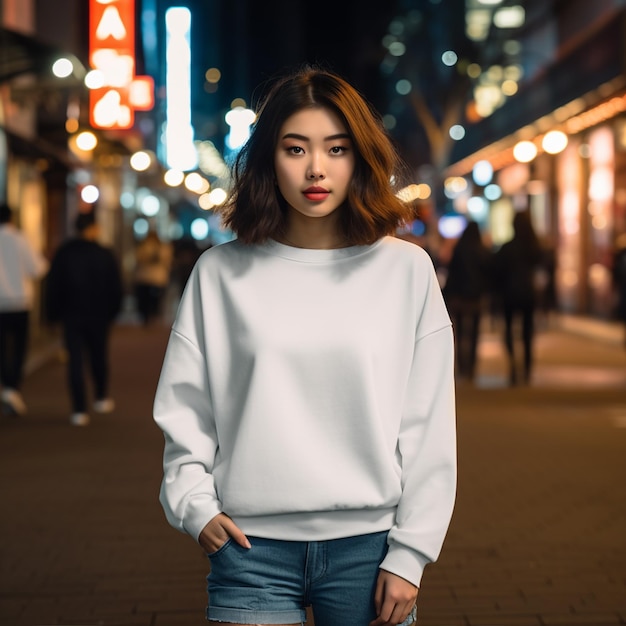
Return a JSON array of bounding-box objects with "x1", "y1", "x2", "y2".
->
[
  {"x1": 449, "y1": 125, "x2": 466, "y2": 140},
  {"x1": 190, "y1": 217, "x2": 210, "y2": 240},
  {"x1": 442, "y1": 50, "x2": 458, "y2": 66},
  {"x1": 164, "y1": 169, "x2": 185, "y2": 186},
  {"x1": 75, "y1": 131, "x2": 98, "y2": 151},
  {"x1": 81, "y1": 185, "x2": 99, "y2": 204},
  {"x1": 513, "y1": 140, "x2": 538, "y2": 162},
  {"x1": 472, "y1": 160, "x2": 494, "y2": 186},
  {"x1": 542, "y1": 130, "x2": 568, "y2": 154},
  {"x1": 52, "y1": 58, "x2": 73, "y2": 78},
  {"x1": 130, "y1": 151, "x2": 152, "y2": 172}
]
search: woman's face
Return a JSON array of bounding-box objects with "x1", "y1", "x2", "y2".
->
[{"x1": 274, "y1": 107, "x2": 355, "y2": 222}]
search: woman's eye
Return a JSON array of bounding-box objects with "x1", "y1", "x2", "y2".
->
[
  {"x1": 287, "y1": 146, "x2": 304, "y2": 154},
  {"x1": 330, "y1": 146, "x2": 348, "y2": 154}
]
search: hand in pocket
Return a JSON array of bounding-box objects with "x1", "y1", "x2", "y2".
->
[{"x1": 199, "y1": 512, "x2": 251, "y2": 553}]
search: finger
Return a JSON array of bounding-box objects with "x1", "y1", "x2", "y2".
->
[
  {"x1": 404, "y1": 603, "x2": 417, "y2": 624},
  {"x1": 199, "y1": 514, "x2": 233, "y2": 551},
  {"x1": 401, "y1": 600, "x2": 418, "y2": 624},
  {"x1": 370, "y1": 596, "x2": 394, "y2": 626},
  {"x1": 198, "y1": 528, "x2": 221, "y2": 553},
  {"x1": 370, "y1": 595, "x2": 415, "y2": 625},
  {"x1": 219, "y1": 515, "x2": 251, "y2": 549},
  {"x1": 369, "y1": 611, "x2": 394, "y2": 626},
  {"x1": 373, "y1": 573, "x2": 385, "y2": 614},
  {"x1": 388, "y1": 599, "x2": 416, "y2": 625}
]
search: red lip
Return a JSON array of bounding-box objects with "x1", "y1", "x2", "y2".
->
[{"x1": 303, "y1": 186, "x2": 330, "y2": 201}]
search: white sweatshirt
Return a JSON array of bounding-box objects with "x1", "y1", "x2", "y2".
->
[
  {"x1": 0, "y1": 224, "x2": 49, "y2": 312},
  {"x1": 154, "y1": 236, "x2": 456, "y2": 586}
]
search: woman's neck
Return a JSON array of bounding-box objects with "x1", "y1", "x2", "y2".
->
[{"x1": 280, "y1": 214, "x2": 348, "y2": 250}]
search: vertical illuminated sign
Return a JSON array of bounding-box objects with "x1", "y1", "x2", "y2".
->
[
  {"x1": 164, "y1": 7, "x2": 198, "y2": 171},
  {"x1": 89, "y1": 0, "x2": 154, "y2": 130}
]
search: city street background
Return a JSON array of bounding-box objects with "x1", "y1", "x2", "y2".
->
[{"x1": 0, "y1": 317, "x2": 625, "y2": 626}]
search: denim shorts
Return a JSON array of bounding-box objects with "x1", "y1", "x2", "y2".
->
[{"x1": 206, "y1": 530, "x2": 417, "y2": 625}]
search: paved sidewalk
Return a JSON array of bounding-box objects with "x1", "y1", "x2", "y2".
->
[{"x1": 0, "y1": 321, "x2": 625, "y2": 626}]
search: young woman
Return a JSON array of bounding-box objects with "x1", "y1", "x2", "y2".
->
[{"x1": 153, "y1": 66, "x2": 457, "y2": 626}]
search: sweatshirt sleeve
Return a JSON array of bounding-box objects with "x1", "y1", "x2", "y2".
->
[
  {"x1": 380, "y1": 263, "x2": 457, "y2": 587},
  {"x1": 153, "y1": 271, "x2": 222, "y2": 542}
]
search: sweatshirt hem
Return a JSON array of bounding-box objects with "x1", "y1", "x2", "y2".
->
[{"x1": 231, "y1": 507, "x2": 397, "y2": 541}]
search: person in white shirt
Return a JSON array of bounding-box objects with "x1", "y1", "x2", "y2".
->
[
  {"x1": 153, "y1": 66, "x2": 457, "y2": 626},
  {"x1": 0, "y1": 203, "x2": 48, "y2": 416}
]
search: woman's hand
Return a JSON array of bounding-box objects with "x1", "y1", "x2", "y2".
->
[
  {"x1": 370, "y1": 570, "x2": 418, "y2": 626},
  {"x1": 198, "y1": 513, "x2": 251, "y2": 553}
]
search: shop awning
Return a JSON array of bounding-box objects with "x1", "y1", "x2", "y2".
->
[
  {"x1": 0, "y1": 26, "x2": 86, "y2": 83},
  {"x1": 1, "y1": 126, "x2": 73, "y2": 168},
  {"x1": 447, "y1": 12, "x2": 626, "y2": 169}
]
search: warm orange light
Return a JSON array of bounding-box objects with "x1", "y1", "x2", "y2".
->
[
  {"x1": 565, "y1": 94, "x2": 626, "y2": 134},
  {"x1": 89, "y1": 0, "x2": 153, "y2": 129},
  {"x1": 513, "y1": 140, "x2": 537, "y2": 163},
  {"x1": 129, "y1": 76, "x2": 155, "y2": 110},
  {"x1": 89, "y1": 0, "x2": 134, "y2": 61},
  {"x1": 465, "y1": 100, "x2": 483, "y2": 123},
  {"x1": 542, "y1": 130, "x2": 568, "y2": 154},
  {"x1": 89, "y1": 86, "x2": 132, "y2": 129}
]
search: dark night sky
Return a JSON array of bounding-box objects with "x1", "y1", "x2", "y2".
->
[
  {"x1": 176, "y1": 0, "x2": 415, "y2": 168},
  {"x1": 186, "y1": 0, "x2": 401, "y2": 127},
  {"x1": 243, "y1": 0, "x2": 400, "y2": 110}
]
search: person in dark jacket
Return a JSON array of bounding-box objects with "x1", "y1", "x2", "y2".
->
[
  {"x1": 46, "y1": 209, "x2": 123, "y2": 426},
  {"x1": 493, "y1": 211, "x2": 543, "y2": 385},
  {"x1": 443, "y1": 220, "x2": 493, "y2": 382},
  {"x1": 612, "y1": 233, "x2": 626, "y2": 348}
]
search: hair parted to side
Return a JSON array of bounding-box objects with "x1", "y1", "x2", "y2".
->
[{"x1": 220, "y1": 65, "x2": 414, "y2": 245}]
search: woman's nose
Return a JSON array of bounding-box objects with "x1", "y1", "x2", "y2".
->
[{"x1": 307, "y1": 154, "x2": 325, "y2": 179}]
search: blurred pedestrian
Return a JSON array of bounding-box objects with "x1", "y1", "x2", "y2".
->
[
  {"x1": 535, "y1": 235, "x2": 557, "y2": 328},
  {"x1": 612, "y1": 232, "x2": 626, "y2": 348},
  {"x1": 171, "y1": 237, "x2": 203, "y2": 298},
  {"x1": 443, "y1": 220, "x2": 493, "y2": 382},
  {"x1": 493, "y1": 210, "x2": 543, "y2": 385},
  {"x1": 133, "y1": 230, "x2": 173, "y2": 325},
  {"x1": 153, "y1": 66, "x2": 456, "y2": 626},
  {"x1": 0, "y1": 203, "x2": 49, "y2": 416},
  {"x1": 45, "y1": 209, "x2": 122, "y2": 426}
]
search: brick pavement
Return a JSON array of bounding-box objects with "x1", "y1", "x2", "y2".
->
[{"x1": 0, "y1": 321, "x2": 625, "y2": 626}]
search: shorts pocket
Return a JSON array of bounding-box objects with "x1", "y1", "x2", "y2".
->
[{"x1": 206, "y1": 537, "x2": 233, "y2": 558}]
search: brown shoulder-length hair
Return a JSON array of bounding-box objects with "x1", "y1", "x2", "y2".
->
[{"x1": 219, "y1": 66, "x2": 414, "y2": 245}]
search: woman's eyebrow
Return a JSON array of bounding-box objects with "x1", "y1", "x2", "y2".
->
[{"x1": 281, "y1": 132, "x2": 351, "y2": 141}]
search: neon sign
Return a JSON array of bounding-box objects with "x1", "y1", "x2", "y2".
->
[{"x1": 89, "y1": 0, "x2": 154, "y2": 130}]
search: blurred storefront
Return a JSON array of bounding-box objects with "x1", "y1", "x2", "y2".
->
[
  {"x1": 1, "y1": 0, "x2": 157, "y2": 357},
  {"x1": 0, "y1": 17, "x2": 84, "y2": 348},
  {"x1": 1, "y1": 0, "x2": 168, "y2": 332},
  {"x1": 445, "y1": 3, "x2": 626, "y2": 321}
]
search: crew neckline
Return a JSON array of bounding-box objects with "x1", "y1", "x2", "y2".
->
[{"x1": 262, "y1": 238, "x2": 384, "y2": 263}]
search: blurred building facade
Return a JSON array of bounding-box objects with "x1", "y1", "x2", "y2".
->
[
  {"x1": 1, "y1": 0, "x2": 170, "y2": 331},
  {"x1": 436, "y1": 0, "x2": 626, "y2": 321},
  {"x1": 0, "y1": 0, "x2": 87, "y2": 345}
]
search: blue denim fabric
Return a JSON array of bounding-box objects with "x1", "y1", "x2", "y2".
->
[{"x1": 206, "y1": 531, "x2": 417, "y2": 625}]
